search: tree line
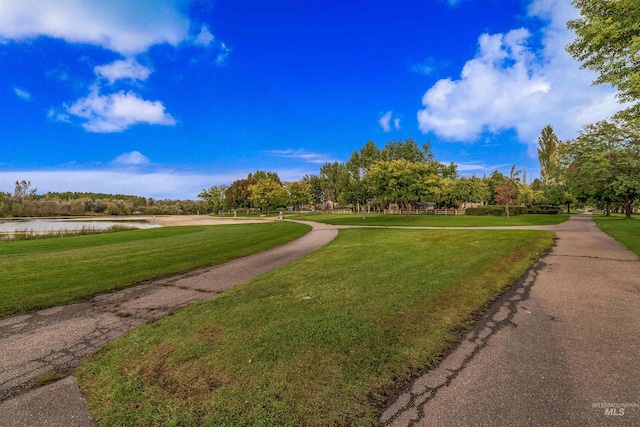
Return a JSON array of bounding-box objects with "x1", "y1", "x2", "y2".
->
[
  {"x1": 1, "y1": 181, "x2": 203, "y2": 217},
  {"x1": 199, "y1": 139, "x2": 535, "y2": 219}
]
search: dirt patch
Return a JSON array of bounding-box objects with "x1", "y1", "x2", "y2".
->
[{"x1": 145, "y1": 215, "x2": 272, "y2": 227}]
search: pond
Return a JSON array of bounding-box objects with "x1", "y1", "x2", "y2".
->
[{"x1": 0, "y1": 218, "x2": 158, "y2": 233}]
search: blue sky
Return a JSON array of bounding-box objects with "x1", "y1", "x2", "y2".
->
[{"x1": 0, "y1": 0, "x2": 622, "y2": 199}]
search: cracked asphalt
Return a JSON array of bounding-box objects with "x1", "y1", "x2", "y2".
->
[{"x1": 380, "y1": 214, "x2": 640, "y2": 427}]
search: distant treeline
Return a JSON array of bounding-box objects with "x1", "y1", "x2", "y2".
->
[{"x1": 1, "y1": 181, "x2": 203, "y2": 217}]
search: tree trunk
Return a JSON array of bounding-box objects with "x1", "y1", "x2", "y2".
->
[
  {"x1": 405, "y1": 202, "x2": 411, "y2": 221},
  {"x1": 505, "y1": 203, "x2": 510, "y2": 219},
  {"x1": 566, "y1": 203, "x2": 571, "y2": 214},
  {"x1": 606, "y1": 201, "x2": 611, "y2": 216},
  {"x1": 625, "y1": 199, "x2": 633, "y2": 218}
]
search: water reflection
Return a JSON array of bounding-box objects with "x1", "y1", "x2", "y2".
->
[{"x1": 0, "y1": 218, "x2": 157, "y2": 233}]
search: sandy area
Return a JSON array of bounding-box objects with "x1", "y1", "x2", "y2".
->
[{"x1": 140, "y1": 215, "x2": 273, "y2": 226}]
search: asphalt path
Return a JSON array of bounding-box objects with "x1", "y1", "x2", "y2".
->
[{"x1": 380, "y1": 214, "x2": 640, "y2": 426}]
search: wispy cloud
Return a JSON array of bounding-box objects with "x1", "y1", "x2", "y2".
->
[
  {"x1": 265, "y1": 149, "x2": 336, "y2": 165},
  {"x1": 95, "y1": 58, "x2": 151, "y2": 84},
  {"x1": 194, "y1": 25, "x2": 215, "y2": 47},
  {"x1": 47, "y1": 108, "x2": 70, "y2": 123},
  {"x1": 379, "y1": 111, "x2": 401, "y2": 132},
  {"x1": 66, "y1": 86, "x2": 175, "y2": 133},
  {"x1": 410, "y1": 58, "x2": 436, "y2": 76},
  {"x1": 13, "y1": 86, "x2": 31, "y2": 101},
  {"x1": 417, "y1": 0, "x2": 621, "y2": 153},
  {"x1": 450, "y1": 162, "x2": 511, "y2": 174},
  {"x1": 215, "y1": 42, "x2": 231, "y2": 65}
]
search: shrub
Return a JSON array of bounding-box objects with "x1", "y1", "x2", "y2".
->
[
  {"x1": 527, "y1": 205, "x2": 560, "y2": 214},
  {"x1": 465, "y1": 206, "x2": 528, "y2": 216}
]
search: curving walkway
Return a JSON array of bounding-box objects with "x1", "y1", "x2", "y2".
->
[
  {"x1": 0, "y1": 220, "x2": 338, "y2": 427},
  {"x1": 380, "y1": 214, "x2": 640, "y2": 426}
]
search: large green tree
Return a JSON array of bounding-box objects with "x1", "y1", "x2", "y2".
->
[
  {"x1": 456, "y1": 176, "x2": 490, "y2": 207},
  {"x1": 366, "y1": 160, "x2": 438, "y2": 220},
  {"x1": 301, "y1": 174, "x2": 324, "y2": 207},
  {"x1": 339, "y1": 141, "x2": 381, "y2": 218},
  {"x1": 248, "y1": 170, "x2": 282, "y2": 185},
  {"x1": 567, "y1": 0, "x2": 640, "y2": 118},
  {"x1": 319, "y1": 161, "x2": 346, "y2": 208},
  {"x1": 284, "y1": 180, "x2": 313, "y2": 211},
  {"x1": 379, "y1": 138, "x2": 434, "y2": 164},
  {"x1": 566, "y1": 119, "x2": 640, "y2": 217},
  {"x1": 537, "y1": 125, "x2": 561, "y2": 185},
  {"x1": 249, "y1": 178, "x2": 287, "y2": 214},
  {"x1": 198, "y1": 184, "x2": 229, "y2": 213}
]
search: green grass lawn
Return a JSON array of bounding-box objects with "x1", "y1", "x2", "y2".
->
[
  {"x1": 593, "y1": 214, "x2": 640, "y2": 257},
  {"x1": 0, "y1": 222, "x2": 309, "y2": 318},
  {"x1": 77, "y1": 228, "x2": 554, "y2": 426},
  {"x1": 287, "y1": 212, "x2": 569, "y2": 227}
]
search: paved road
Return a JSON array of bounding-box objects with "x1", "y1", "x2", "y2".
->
[
  {"x1": 0, "y1": 220, "x2": 337, "y2": 427},
  {"x1": 380, "y1": 214, "x2": 640, "y2": 426}
]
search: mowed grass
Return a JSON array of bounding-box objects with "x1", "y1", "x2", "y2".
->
[
  {"x1": 78, "y1": 228, "x2": 554, "y2": 426},
  {"x1": 289, "y1": 212, "x2": 569, "y2": 227},
  {"x1": 594, "y1": 214, "x2": 640, "y2": 257},
  {"x1": 0, "y1": 222, "x2": 309, "y2": 318}
]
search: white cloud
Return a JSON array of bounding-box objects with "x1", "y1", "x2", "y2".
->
[
  {"x1": 66, "y1": 86, "x2": 176, "y2": 132},
  {"x1": 194, "y1": 25, "x2": 214, "y2": 46},
  {"x1": 379, "y1": 111, "x2": 393, "y2": 132},
  {"x1": 95, "y1": 58, "x2": 151, "y2": 83},
  {"x1": 379, "y1": 111, "x2": 401, "y2": 132},
  {"x1": 14, "y1": 87, "x2": 31, "y2": 101},
  {"x1": 113, "y1": 151, "x2": 150, "y2": 166},
  {"x1": 265, "y1": 149, "x2": 336, "y2": 165},
  {"x1": 417, "y1": 0, "x2": 622, "y2": 152},
  {"x1": 0, "y1": 0, "x2": 190, "y2": 55}
]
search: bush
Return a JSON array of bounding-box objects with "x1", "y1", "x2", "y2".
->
[
  {"x1": 527, "y1": 206, "x2": 560, "y2": 214},
  {"x1": 465, "y1": 206, "x2": 528, "y2": 216}
]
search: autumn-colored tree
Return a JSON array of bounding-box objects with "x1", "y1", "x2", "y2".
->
[
  {"x1": 225, "y1": 178, "x2": 256, "y2": 211},
  {"x1": 493, "y1": 166, "x2": 520, "y2": 218}
]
